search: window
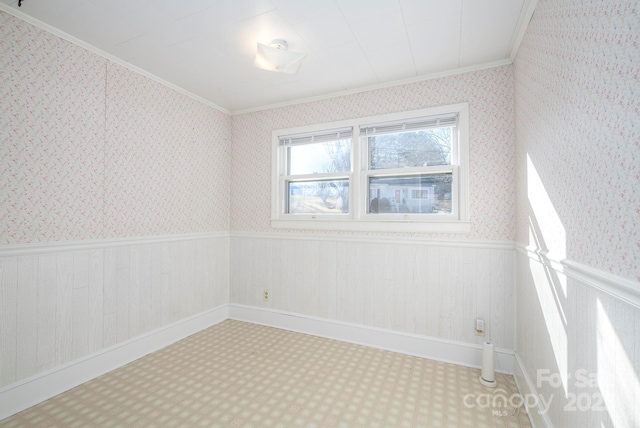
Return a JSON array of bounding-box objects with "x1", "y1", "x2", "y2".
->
[{"x1": 271, "y1": 103, "x2": 469, "y2": 232}]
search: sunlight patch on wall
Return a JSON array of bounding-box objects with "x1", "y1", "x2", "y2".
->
[
  {"x1": 527, "y1": 154, "x2": 567, "y2": 294},
  {"x1": 526, "y1": 153, "x2": 570, "y2": 392},
  {"x1": 530, "y1": 257, "x2": 568, "y2": 393}
]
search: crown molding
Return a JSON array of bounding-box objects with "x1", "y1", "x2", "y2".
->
[
  {"x1": 230, "y1": 59, "x2": 512, "y2": 115},
  {"x1": 508, "y1": 0, "x2": 538, "y2": 62}
]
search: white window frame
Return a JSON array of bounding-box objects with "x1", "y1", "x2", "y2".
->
[{"x1": 271, "y1": 103, "x2": 470, "y2": 233}]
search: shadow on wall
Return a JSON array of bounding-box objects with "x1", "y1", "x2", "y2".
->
[{"x1": 520, "y1": 155, "x2": 639, "y2": 426}]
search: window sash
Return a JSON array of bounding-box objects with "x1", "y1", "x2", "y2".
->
[
  {"x1": 363, "y1": 124, "x2": 457, "y2": 172},
  {"x1": 286, "y1": 141, "x2": 352, "y2": 176},
  {"x1": 363, "y1": 167, "x2": 457, "y2": 218},
  {"x1": 285, "y1": 178, "x2": 350, "y2": 215}
]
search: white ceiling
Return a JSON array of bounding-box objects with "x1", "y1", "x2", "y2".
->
[{"x1": 2, "y1": 0, "x2": 532, "y2": 113}]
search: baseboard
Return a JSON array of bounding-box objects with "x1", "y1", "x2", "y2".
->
[
  {"x1": 0, "y1": 305, "x2": 229, "y2": 421},
  {"x1": 228, "y1": 304, "x2": 515, "y2": 374},
  {"x1": 1, "y1": 304, "x2": 517, "y2": 421},
  {"x1": 514, "y1": 353, "x2": 553, "y2": 428}
]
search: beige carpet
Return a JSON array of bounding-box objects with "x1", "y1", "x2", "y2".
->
[{"x1": 1, "y1": 320, "x2": 531, "y2": 427}]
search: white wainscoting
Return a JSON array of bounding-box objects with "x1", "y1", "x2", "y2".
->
[
  {"x1": 230, "y1": 233, "x2": 516, "y2": 352},
  {"x1": 0, "y1": 232, "x2": 527, "y2": 420},
  {"x1": 0, "y1": 233, "x2": 230, "y2": 392},
  {"x1": 515, "y1": 246, "x2": 640, "y2": 428}
]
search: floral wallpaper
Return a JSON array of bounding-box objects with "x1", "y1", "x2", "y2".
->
[
  {"x1": 0, "y1": 11, "x2": 232, "y2": 245},
  {"x1": 104, "y1": 62, "x2": 231, "y2": 238},
  {"x1": 514, "y1": 0, "x2": 639, "y2": 281},
  {"x1": 231, "y1": 66, "x2": 517, "y2": 241},
  {"x1": 2, "y1": 7, "x2": 526, "y2": 245}
]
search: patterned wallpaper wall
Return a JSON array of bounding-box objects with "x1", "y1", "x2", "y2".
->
[
  {"x1": 231, "y1": 66, "x2": 516, "y2": 241},
  {"x1": 0, "y1": 11, "x2": 232, "y2": 245},
  {"x1": 514, "y1": 0, "x2": 639, "y2": 281}
]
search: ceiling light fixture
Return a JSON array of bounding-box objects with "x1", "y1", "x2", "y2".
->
[{"x1": 254, "y1": 39, "x2": 306, "y2": 74}]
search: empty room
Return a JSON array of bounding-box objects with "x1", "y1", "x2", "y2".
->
[{"x1": 0, "y1": 0, "x2": 638, "y2": 427}]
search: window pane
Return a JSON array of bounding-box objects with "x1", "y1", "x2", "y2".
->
[
  {"x1": 288, "y1": 180, "x2": 349, "y2": 214},
  {"x1": 288, "y1": 139, "x2": 351, "y2": 175},
  {"x1": 367, "y1": 127, "x2": 452, "y2": 170},
  {"x1": 368, "y1": 173, "x2": 452, "y2": 214}
]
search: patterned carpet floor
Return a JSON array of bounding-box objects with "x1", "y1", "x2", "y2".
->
[{"x1": 1, "y1": 320, "x2": 531, "y2": 427}]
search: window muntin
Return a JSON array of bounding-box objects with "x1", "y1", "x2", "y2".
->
[{"x1": 272, "y1": 104, "x2": 469, "y2": 232}]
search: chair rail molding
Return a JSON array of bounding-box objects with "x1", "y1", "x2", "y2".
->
[{"x1": 515, "y1": 243, "x2": 640, "y2": 310}]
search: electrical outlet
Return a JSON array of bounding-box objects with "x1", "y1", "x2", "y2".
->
[
  {"x1": 475, "y1": 318, "x2": 485, "y2": 336},
  {"x1": 263, "y1": 289, "x2": 270, "y2": 301}
]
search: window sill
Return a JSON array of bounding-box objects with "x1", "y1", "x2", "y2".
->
[{"x1": 271, "y1": 219, "x2": 472, "y2": 233}]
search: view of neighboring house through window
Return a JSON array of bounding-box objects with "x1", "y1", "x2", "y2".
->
[{"x1": 363, "y1": 114, "x2": 456, "y2": 216}]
